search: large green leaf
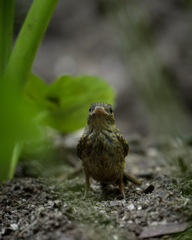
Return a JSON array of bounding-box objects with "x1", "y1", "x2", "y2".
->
[
  {"x1": 25, "y1": 74, "x2": 115, "y2": 132},
  {"x1": 25, "y1": 73, "x2": 48, "y2": 109},
  {"x1": 45, "y1": 75, "x2": 115, "y2": 132}
]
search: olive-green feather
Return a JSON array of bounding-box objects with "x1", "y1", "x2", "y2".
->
[{"x1": 114, "y1": 129, "x2": 129, "y2": 157}]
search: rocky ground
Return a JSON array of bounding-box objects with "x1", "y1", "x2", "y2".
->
[{"x1": 0, "y1": 135, "x2": 191, "y2": 240}]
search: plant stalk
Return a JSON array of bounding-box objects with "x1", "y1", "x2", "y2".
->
[
  {"x1": 4, "y1": 0, "x2": 58, "y2": 90},
  {"x1": 0, "y1": 0, "x2": 14, "y2": 76}
]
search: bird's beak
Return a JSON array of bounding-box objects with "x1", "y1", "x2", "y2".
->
[{"x1": 93, "y1": 106, "x2": 108, "y2": 115}]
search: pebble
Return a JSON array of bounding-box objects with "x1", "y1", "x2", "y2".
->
[
  {"x1": 127, "y1": 204, "x2": 135, "y2": 210},
  {"x1": 10, "y1": 223, "x2": 18, "y2": 231},
  {"x1": 137, "y1": 205, "x2": 142, "y2": 210},
  {"x1": 113, "y1": 234, "x2": 119, "y2": 240}
]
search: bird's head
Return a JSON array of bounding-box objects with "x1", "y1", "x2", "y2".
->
[{"x1": 87, "y1": 102, "x2": 115, "y2": 130}]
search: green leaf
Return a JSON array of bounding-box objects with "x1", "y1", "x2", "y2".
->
[
  {"x1": 25, "y1": 73, "x2": 48, "y2": 109},
  {"x1": 0, "y1": 0, "x2": 58, "y2": 183},
  {"x1": 24, "y1": 74, "x2": 115, "y2": 132},
  {"x1": 45, "y1": 75, "x2": 115, "y2": 132}
]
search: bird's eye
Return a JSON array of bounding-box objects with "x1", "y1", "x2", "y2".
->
[
  {"x1": 109, "y1": 108, "x2": 113, "y2": 114},
  {"x1": 89, "y1": 108, "x2": 92, "y2": 113}
]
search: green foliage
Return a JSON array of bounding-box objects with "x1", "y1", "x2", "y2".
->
[
  {"x1": 0, "y1": 0, "x2": 14, "y2": 76},
  {"x1": 4, "y1": 0, "x2": 58, "y2": 90},
  {"x1": 177, "y1": 156, "x2": 192, "y2": 196},
  {"x1": 173, "y1": 226, "x2": 192, "y2": 240},
  {"x1": 0, "y1": 0, "x2": 115, "y2": 183},
  {"x1": 25, "y1": 73, "x2": 49, "y2": 109},
  {"x1": 26, "y1": 74, "x2": 115, "y2": 132},
  {"x1": 46, "y1": 75, "x2": 114, "y2": 132},
  {"x1": 0, "y1": 81, "x2": 41, "y2": 182},
  {"x1": 0, "y1": 0, "x2": 58, "y2": 182}
]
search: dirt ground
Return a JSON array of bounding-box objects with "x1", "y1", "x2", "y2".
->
[{"x1": 0, "y1": 135, "x2": 191, "y2": 240}]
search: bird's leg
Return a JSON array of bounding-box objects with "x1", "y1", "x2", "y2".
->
[
  {"x1": 84, "y1": 171, "x2": 90, "y2": 199},
  {"x1": 119, "y1": 177, "x2": 125, "y2": 199}
]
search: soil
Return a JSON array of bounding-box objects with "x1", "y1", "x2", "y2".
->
[{"x1": 0, "y1": 136, "x2": 191, "y2": 240}]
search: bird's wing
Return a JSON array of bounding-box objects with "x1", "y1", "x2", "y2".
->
[
  {"x1": 114, "y1": 129, "x2": 129, "y2": 157},
  {"x1": 77, "y1": 132, "x2": 88, "y2": 160}
]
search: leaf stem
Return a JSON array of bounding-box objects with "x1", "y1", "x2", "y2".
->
[
  {"x1": 0, "y1": 0, "x2": 14, "y2": 76},
  {"x1": 4, "y1": 0, "x2": 58, "y2": 90}
]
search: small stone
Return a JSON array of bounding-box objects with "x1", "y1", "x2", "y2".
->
[
  {"x1": 127, "y1": 204, "x2": 135, "y2": 210},
  {"x1": 143, "y1": 184, "x2": 155, "y2": 194},
  {"x1": 141, "y1": 202, "x2": 148, "y2": 209},
  {"x1": 151, "y1": 221, "x2": 159, "y2": 226},
  {"x1": 128, "y1": 220, "x2": 133, "y2": 224},
  {"x1": 110, "y1": 201, "x2": 118, "y2": 207},
  {"x1": 99, "y1": 210, "x2": 105, "y2": 213},
  {"x1": 54, "y1": 200, "x2": 62, "y2": 207},
  {"x1": 121, "y1": 215, "x2": 127, "y2": 221},
  {"x1": 48, "y1": 200, "x2": 54, "y2": 206},
  {"x1": 137, "y1": 205, "x2": 142, "y2": 210},
  {"x1": 113, "y1": 235, "x2": 119, "y2": 240},
  {"x1": 10, "y1": 223, "x2": 18, "y2": 231},
  {"x1": 1, "y1": 228, "x2": 5, "y2": 234}
]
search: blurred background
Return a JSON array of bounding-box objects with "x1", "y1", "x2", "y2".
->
[{"x1": 15, "y1": 0, "x2": 192, "y2": 139}]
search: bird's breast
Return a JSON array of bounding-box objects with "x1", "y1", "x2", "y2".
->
[
  {"x1": 86, "y1": 130, "x2": 118, "y2": 155},
  {"x1": 82, "y1": 130, "x2": 125, "y2": 183}
]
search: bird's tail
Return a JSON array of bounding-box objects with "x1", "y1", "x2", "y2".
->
[{"x1": 123, "y1": 171, "x2": 141, "y2": 185}]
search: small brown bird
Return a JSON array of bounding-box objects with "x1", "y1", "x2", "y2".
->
[{"x1": 77, "y1": 102, "x2": 141, "y2": 198}]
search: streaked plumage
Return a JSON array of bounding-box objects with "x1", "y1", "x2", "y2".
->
[{"x1": 77, "y1": 102, "x2": 140, "y2": 198}]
